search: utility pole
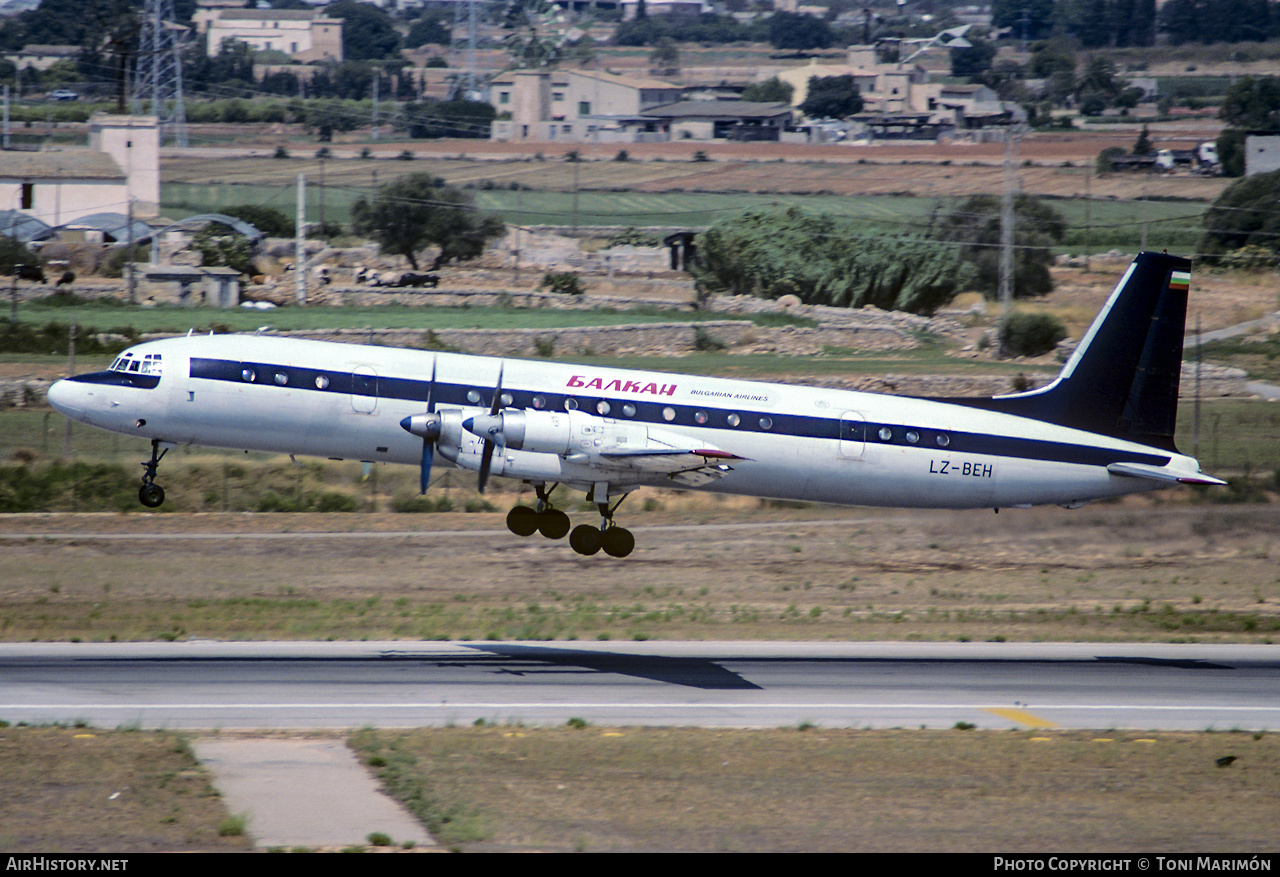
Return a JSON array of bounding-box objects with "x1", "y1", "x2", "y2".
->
[
  {"x1": 132, "y1": 0, "x2": 189, "y2": 147},
  {"x1": 998, "y1": 123, "x2": 1019, "y2": 355},
  {"x1": 295, "y1": 173, "x2": 306, "y2": 305}
]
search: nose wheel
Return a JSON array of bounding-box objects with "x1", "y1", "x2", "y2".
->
[{"x1": 138, "y1": 439, "x2": 168, "y2": 509}]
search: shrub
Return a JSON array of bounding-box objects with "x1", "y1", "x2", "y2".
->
[
  {"x1": 540, "y1": 272, "x2": 583, "y2": 295},
  {"x1": 999, "y1": 312, "x2": 1067, "y2": 357},
  {"x1": 691, "y1": 206, "x2": 974, "y2": 315}
]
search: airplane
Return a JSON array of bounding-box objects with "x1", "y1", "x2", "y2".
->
[{"x1": 46, "y1": 251, "x2": 1224, "y2": 558}]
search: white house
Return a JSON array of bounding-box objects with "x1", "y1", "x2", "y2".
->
[
  {"x1": 0, "y1": 114, "x2": 159, "y2": 232},
  {"x1": 197, "y1": 9, "x2": 343, "y2": 63}
]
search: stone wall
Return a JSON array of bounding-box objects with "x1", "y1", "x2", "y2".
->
[{"x1": 272, "y1": 320, "x2": 923, "y2": 358}]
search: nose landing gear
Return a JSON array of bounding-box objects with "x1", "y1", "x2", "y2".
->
[{"x1": 138, "y1": 439, "x2": 168, "y2": 508}]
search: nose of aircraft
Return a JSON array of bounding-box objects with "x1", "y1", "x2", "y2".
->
[{"x1": 46, "y1": 378, "x2": 84, "y2": 419}]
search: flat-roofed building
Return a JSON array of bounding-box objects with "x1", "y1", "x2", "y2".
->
[{"x1": 198, "y1": 9, "x2": 343, "y2": 63}]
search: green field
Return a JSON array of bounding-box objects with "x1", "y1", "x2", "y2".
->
[
  {"x1": 5, "y1": 300, "x2": 817, "y2": 337},
  {"x1": 162, "y1": 176, "x2": 1205, "y2": 253}
]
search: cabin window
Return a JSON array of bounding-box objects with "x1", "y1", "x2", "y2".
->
[
  {"x1": 315, "y1": 375, "x2": 329, "y2": 389},
  {"x1": 564, "y1": 398, "x2": 578, "y2": 411},
  {"x1": 466, "y1": 389, "x2": 481, "y2": 404},
  {"x1": 759, "y1": 416, "x2": 772, "y2": 430},
  {"x1": 274, "y1": 372, "x2": 288, "y2": 385},
  {"x1": 241, "y1": 368, "x2": 256, "y2": 382},
  {"x1": 622, "y1": 404, "x2": 636, "y2": 417},
  {"x1": 905, "y1": 430, "x2": 919, "y2": 444},
  {"x1": 726, "y1": 413, "x2": 740, "y2": 427},
  {"x1": 936, "y1": 434, "x2": 950, "y2": 447},
  {"x1": 532, "y1": 395, "x2": 546, "y2": 409},
  {"x1": 877, "y1": 427, "x2": 892, "y2": 441},
  {"x1": 500, "y1": 393, "x2": 513, "y2": 406},
  {"x1": 597, "y1": 401, "x2": 610, "y2": 415},
  {"x1": 694, "y1": 411, "x2": 708, "y2": 425},
  {"x1": 662, "y1": 407, "x2": 675, "y2": 421}
]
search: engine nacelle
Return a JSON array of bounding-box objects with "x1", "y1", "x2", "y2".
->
[{"x1": 464, "y1": 409, "x2": 651, "y2": 456}]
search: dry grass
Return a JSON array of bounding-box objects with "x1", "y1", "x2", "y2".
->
[
  {"x1": 0, "y1": 727, "x2": 251, "y2": 852},
  {"x1": 350, "y1": 725, "x2": 1280, "y2": 852},
  {"x1": 1, "y1": 500, "x2": 1277, "y2": 644}
]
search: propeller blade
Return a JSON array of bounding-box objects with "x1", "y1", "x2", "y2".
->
[
  {"x1": 478, "y1": 363, "x2": 504, "y2": 494},
  {"x1": 420, "y1": 441, "x2": 433, "y2": 494},
  {"x1": 420, "y1": 357, "x2": 437, "y2": 494},
  {"x1": 489, "y1": 363, "x2": 504, "y2": 415},
  {"x1": 477, "y1": 439, "x2": 494, "y2": 493}
]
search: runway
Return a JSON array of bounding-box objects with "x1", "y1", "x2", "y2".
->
[{"x1": 3, "y1": 641, "x2": 1278, "y2": 731}]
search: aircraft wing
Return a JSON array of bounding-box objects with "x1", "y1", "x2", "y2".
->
[
  {"x1": 1107, "y1": 462, "x2": 1227, "y2": 486},
  {"x1": 593, "y1": 447, "x2": 746, "y2": 485}
]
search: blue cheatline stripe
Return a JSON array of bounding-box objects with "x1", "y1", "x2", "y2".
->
[
  {"x1": 67, "y1": 371, "x2": 161, "y2": 390},
  {"x1": 187, "y1": 357, "x2": 1171, "y2": 470}
]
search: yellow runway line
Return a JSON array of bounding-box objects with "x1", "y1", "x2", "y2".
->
[{"x1": 984, "y1": 707, "x2": 1059, "y2": 728}]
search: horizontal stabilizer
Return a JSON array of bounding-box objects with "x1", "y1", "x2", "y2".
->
[{"x1": 1107, "y1": 462, "x2": 1226, "y2": 486}]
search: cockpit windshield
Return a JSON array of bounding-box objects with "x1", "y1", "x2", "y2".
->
[{"x1": 109, "y1": 351, "x2": 163, "y2": 377}]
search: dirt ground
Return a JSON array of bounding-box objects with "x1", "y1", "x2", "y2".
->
[
  {"x1": 170, "y1": 126, "x2": 1231, "y2": 202},
  {"x1": 2, "y1": 497, "x2": 1276, "y2": 643}
]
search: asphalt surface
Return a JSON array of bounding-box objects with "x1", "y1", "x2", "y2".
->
[
  {"x1": 4, "y1": 640, "x2": 1278, "y2": 732},
  {"x1": 7, "y1": 637, "x2": 1280, "y2": 848}
]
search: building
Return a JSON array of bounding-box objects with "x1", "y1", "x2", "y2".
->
[
  {"x1": 0, "y1": 114, "x2": 159, "y2": 233},
  {"x1": 196, "y1": 9, "x2": 343, "y2": 63},
  {"x1": 619, "y1": 0, "x2": 709, "y2": 19},
  {"x1": 1245, "y1": 135, "x2": 1280, "y2": 176},
  {"x1": 642, "y1": 101, "x2": 793, "y2": 141},
  {"x1": 3, "y1": 44, "x2": 78, "y2": 74},
  {"x1": 490, "y1": 69, "x2": 684, "y2": 142}
]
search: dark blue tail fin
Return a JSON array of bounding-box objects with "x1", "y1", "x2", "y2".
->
[{"x1": 947, "y1": 252, "x2": 1190, "y2": 452}]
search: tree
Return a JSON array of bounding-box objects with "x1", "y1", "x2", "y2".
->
[
  {"x1": 951, "y1": 39, "x2": 996, "y2": 80},
  {"x1": 220, "y1": 205, "x2": 294, "y2": 238},
  {"x1": 799, "y1": 75, "x2": 862, "y2": 119},
  {"x1": 403, "y1": 100, "x2": 496, "y2": 139},
  {"x1": 325, "y1": 1, "x2": 399, "y2": 61},
  {"x1": 992, "y1": 0, "x2": 1055, "y2": 41},
  {"x1": 407, "y1": 13, "x2": 451, "y2": 48},
  {"x1": 1199, "y1": 170, "x2": 1280, "y2": 259},
  {"x1": 501, "y1": 0, "x2": 570, "y2": 68},
  {"x1": 931, "y1": 194, "x2": 1067, "y2": 299},
  {"x1": 689, "y1": 207, "x2": 975, "y2": 315},
  {"x1": 649, "y1": 38, "x2": 679, "y2": 77},
  {"x1": 1220, "y1": 76, "x2": 1280, "y2": 131},
  {"x1": 352, "y1": 174, "x2": 505, "y2": 271},
  {"x1": 1216, "y1": 128, "x2": 1248, "y2": 178},
  {"x1": 768, "y1": 11, "x2": 832, "y2": 52},
  {"x1": 191, "y1": 225, "x2": 254, "y2": 275},
  {"x1": 1132, "y1": 125, "x2": 1154, "y2": 155},
  {"x1": 0, "y1": 235, "x2": 43, "y2": 276},
  {"x1": 741, "y1": 77, "x2": 794, "y2": 104}
]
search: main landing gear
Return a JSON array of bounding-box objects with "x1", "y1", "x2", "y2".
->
[
  {"x1": 505, "y1": 485, "x2": 635, "y2": 558},
  {"x1": 138, "y1": 439, "x2": 168, "y2": 508},
  {"x1": 505, "y1": 483, "x2": 571, "y2": 540}
]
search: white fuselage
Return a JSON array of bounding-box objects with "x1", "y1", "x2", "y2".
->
[{"x1": 47, "y1": 333, "x2": 1209, "y2": 510}]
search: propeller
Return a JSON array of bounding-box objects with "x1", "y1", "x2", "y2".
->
[
  {"x1": 398, "y1": 358, "x2": 440, "y2": 494},
  {"x1": 476, "y1": 363, "x2": 504, "y2": 494}
]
